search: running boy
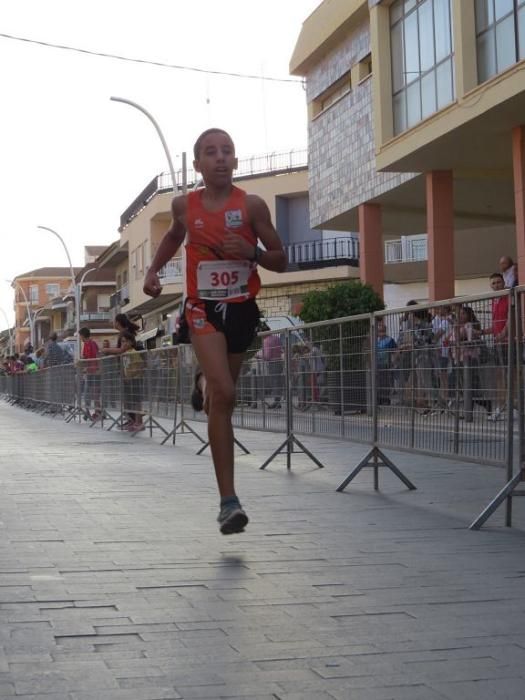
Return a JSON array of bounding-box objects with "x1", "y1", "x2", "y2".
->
[{"x1": 143, "y1": 128, "x2": 287, "y2": 534}]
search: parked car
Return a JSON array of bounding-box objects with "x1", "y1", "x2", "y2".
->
[{"x1": 259, "y1": 314, "x2": 303, "y2": 332}]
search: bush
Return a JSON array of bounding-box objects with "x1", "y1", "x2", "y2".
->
[{"x1": 299, "y1": 281, "x2": 384, "y2": 324}]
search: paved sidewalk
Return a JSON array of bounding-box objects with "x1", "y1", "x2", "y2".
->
[{"x1": 0, "y1": 402, "x2": 525, "y2": 700}]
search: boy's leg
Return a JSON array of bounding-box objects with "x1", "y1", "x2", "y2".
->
[
  {"x1": 191, "y1": 332, "x2": 241, "y2": 499},
  {"x1": 191, "y1": 333, "x2": 249, "y2": 534}
]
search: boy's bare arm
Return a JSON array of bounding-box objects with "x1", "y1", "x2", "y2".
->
[{"x1": 143, "y1": 196, "x2": 187, "y2": 297}]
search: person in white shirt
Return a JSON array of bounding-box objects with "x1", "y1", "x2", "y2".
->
[
  {"x1": 431, "y1": 305, "x2": 452, "y2": 410},
  {"x1": 498, "y1": 256, "x2": 518, "y2": 288}
]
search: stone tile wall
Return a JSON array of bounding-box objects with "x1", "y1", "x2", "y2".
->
[
  {"x1": 307, "y1": 18, "x2": 416, "y2": 228},
  {"x1": 258, "y1": 280, "x2": 336, "y2": 317}
]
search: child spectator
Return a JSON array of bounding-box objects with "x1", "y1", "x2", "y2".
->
[
  {"x1": 120, "y1": 331, "x2": 145, "y2": 432},
  {"x1": 376, "y1": 319, "x2": 397, "y2": 405},
  {"x1": 79, "y1": 327, "x2": 101, "y2": 420},
  {"x1": 432, "y1": 305, "x2": 452, "y2": 410}
]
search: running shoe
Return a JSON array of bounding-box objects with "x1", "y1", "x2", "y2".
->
[
  {"x1": 191, "y1": 370, "x2": 204, "y2": 412},
  {"x1": 217, "y1": 503, "x2": 249, "y2": 535}
]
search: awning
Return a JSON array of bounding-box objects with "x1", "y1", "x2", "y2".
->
[{"x1": 136, "y1": 327, "x2": 160, "y2": 343}]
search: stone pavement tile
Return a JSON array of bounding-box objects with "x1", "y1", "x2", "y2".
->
[
  {"x1": 103, "y1": 658, "x2": 168, "y2": 677},
  {"x1": 13, "y1": 665, "x2": 120, "y2": 694},
  {"x1": 201, "y1": 697, "x2": 278, "y2": 700},
  {"x1": 0, "y1": 681, "x2": 16, "y2": 697},
  {"x1": 254, "y1": 651, "x2": 374, "y2": 673},
  {"x1": 276, "y1": 694, "x2": 336, "y2": 700},
  {"x1": 5, "y1": 694, "x2": 71, "y2": 700},
  {"x1": 116, "y1": 676, "x2": 178, "y2": 690},
  {"x1": 328, "y1": 685, "x2": 448, "y2": 700},
  {"x1": 71, "y1": 691, "x2": 182, "y2": 700},
  {"x1": 143, "y1": 643, "x2": 242, "y2": 661},
  {"x1": 52, "y1": 648, "x2": 145, "y2": 662},
  {"x1": 431, "y1": 677, "x2": 525, "y2": 700},
  {"x1": 173, "y1": 682, "x2": 284, "y2": 698}
]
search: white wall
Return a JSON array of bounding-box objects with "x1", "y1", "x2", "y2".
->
[{"x1": 383, "y1": 277, "x2": 489, "y2": 310}]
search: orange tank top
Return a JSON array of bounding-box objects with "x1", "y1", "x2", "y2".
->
[{"x1": 185, "y1": 186, "x2": 261, "y2": 302}]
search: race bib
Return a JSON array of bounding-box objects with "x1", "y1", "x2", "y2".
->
[{"x1": 197, "y1": 260, "x2": 251, "y2": 300}]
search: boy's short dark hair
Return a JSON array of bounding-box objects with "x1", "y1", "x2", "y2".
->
[
  {"x1": 193, "y1": 128, "x2": 233, "y2": 159},
  {"x1": 490, "y1": 272, "x2": 504, "y2": 281},
  {"x1": 79, "y1": 327, "x2": 90, "y2": 339}
]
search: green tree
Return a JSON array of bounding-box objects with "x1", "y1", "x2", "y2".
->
[
  {"x1": 299, "y1": 281, "x2": 384, "y2": 413},
  {"x1": 299, "y1": 281, "x2": 384, "y2": 323}
]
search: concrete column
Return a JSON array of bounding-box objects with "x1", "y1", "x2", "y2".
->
[
  {"x1": 426, "y1": 170, "x2": 454, "y2": 301},
  {"x1": 513, "y1": 126, "x2": 525, "y2": 287},
  {"x1": 358, "y1": 202, "x2": 384, "y2": 298}
]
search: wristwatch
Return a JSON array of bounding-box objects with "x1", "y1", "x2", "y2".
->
[{"x1": 251, "y1": 246, "x2": 263, "y2": 263}]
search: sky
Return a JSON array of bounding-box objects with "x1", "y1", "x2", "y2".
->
[{"x1": 0, "y1": 0, "x2": 319, "y2": 327}]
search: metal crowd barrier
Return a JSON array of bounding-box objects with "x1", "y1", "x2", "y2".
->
[{"x1": 1, "y1": 286, "x2": 524, "y2": 529}]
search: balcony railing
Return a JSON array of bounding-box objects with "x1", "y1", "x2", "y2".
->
[
  {"x1": 158, "y1": 257, "x2": 184, "y2": 285},
  {"x1": 109, "y1": 285, "x2": 130, "y2": 309},
  {"x1": 286, "y1": 236, "x2": 359, "y2": 268},
  {"x1": 385, "y1": 236, "x2": 428, "y2": 263},
  {"x1": 120, "y1": 149, "x2": 308, "y2": 229},
  {"x1": 155, "y1": 239, "x2": 358, "y2": 281},
  {"x1": 79, "y1": 312, "x2": 111, "y2": 322}
]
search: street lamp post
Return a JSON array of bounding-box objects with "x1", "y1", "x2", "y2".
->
[
  {"x1": 37, "y1": 226, "x2": 79, "y2": 358},
  {"x1": 109, "y1": 96, "x2": 188, "y2": 293},
  {"x1": 0, "y1": 307, "x2": 14, "y2": 354},
  {"x1": 32, "y1": 306, "x2": 51, "y2": 348},
  {"x1": 110, "y1": 97, "x2": 180, "y2": 193},
  {"x1": 77, "y1": 267, "x2": 97, "y2": 329},
  {"x1": 7, "y1": 279, "x2": 35, "y2": 350}
]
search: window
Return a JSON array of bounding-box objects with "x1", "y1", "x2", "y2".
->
[
  {"x1": 97, "y1": 294, "x2": 110, "y2": 311},
  {"x1": 390, "y1": 0, "x2": 455, "y2": 135},
  {"x1": 29, "y1": 285, "x2": 38, "y2": 303},
  {"x1": 475, "y1": 0, "x2": 525, "y2": 83},
  {"x1": 357, "y1": 54, "x2": 373, "y2": 82},
  {"x1": 46, "y1": 283, "x2": 60, "y2": 298},
  {"x1": 312, "y1": 71, "x2": 352, "y2": 117}
]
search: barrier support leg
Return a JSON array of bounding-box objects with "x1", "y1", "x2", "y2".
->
[
  {"x1": 161, "y1": 419, "x2": 206, "y2": 446},
  {"x1": 470, "y1": 468, "x2": 525, "y2": 530},
  {"x1": 196, "y1": 435, "x2": 250, "y2": 457},
  {"x1": 336, "y1": 446, "x2": 416, "y2": 492},
  {"x1": 259, "y1": 432, "x2": 325, "y2": 471}
]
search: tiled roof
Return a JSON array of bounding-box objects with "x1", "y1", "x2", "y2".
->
[{"x1": 14, "y1": 267, "x2": 82, "y2": 280}]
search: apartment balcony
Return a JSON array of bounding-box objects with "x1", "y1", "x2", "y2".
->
[
  {"x1": 286, "y1": 236, "x2": 359, "y2": 270},
  {"x1": 109, "y1": 285, "x2": 130, "y2": 309},
  {"x1": 384, "y1": 236, "x2": 428, "y2": 264},
  {"x1": 158, "y1": 257, "x2": 183, "y2": 285},
  {"x1": 120, "y1": 149, "x2": 308, "y2": 229},
  {"x1": 49, "y1": 296, "x2": 68, "y2": 310},
  {"x1": 79, "y1": 312, "x2": 111, "y2": 322},
  {"x1": 155, "y1": 239, "x2": 358, "y2": 282}
]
